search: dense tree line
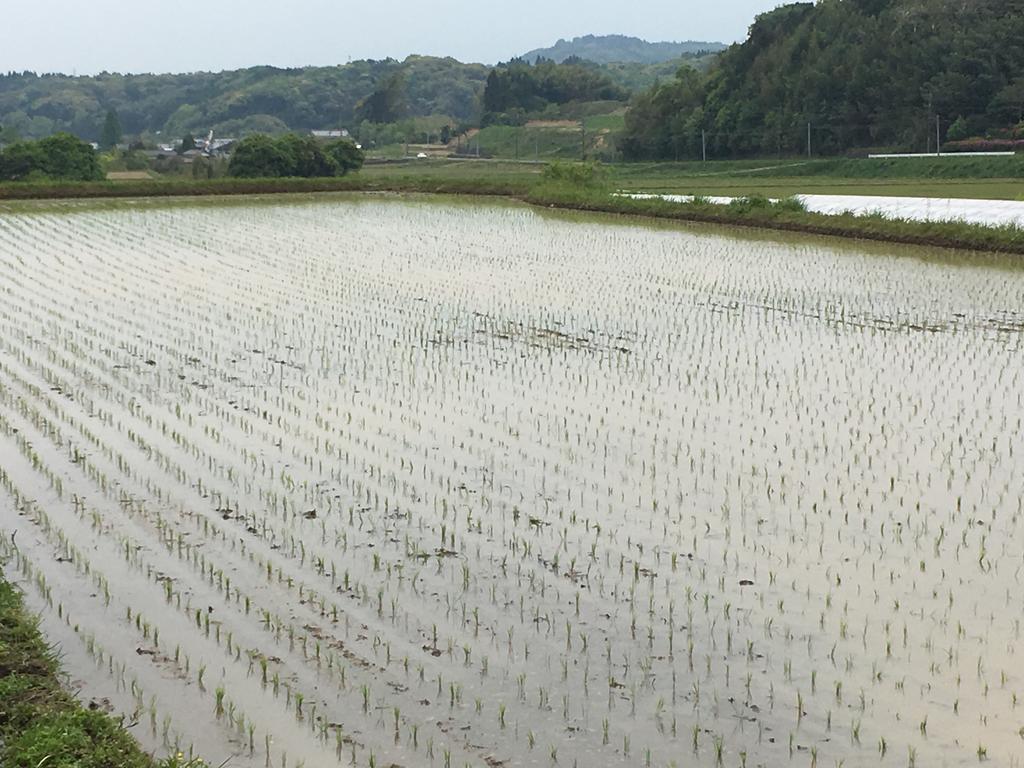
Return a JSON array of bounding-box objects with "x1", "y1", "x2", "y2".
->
[
  {"x1": 0, "y1": 49, "x2": 707, "y2": 145},
  {"x1": 227, "y1": 134, "x2": 364, "y2": 178},
  {"x1": 481, "y1": 59, "x2": 630, "y2": 125},
  {"x1": 621, "y1": 0, "x2": 1024, "y2": 159},
  {"x1": 0, "y1": 132, "x2": 102, "y2": 181}
]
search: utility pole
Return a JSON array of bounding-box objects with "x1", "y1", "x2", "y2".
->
[
  {"x1": 807, "y1": 122, "x2": 812, "y2": 158},
  {"x1": 702, "y1": 130, "x2": 707, "y2": 163},
  {"x1": 936, "y1": 115, "x2": 941, "y2": 156},
  {"x1": 581, "y1": 124, "x2": 586, "y2": 162}
]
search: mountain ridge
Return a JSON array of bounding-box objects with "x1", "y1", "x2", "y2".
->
[{"x1": 521, "y1": 34, "x2": 726, "y2": 65}]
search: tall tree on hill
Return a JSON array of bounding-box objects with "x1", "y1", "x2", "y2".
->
[
  {"x1": 355, "y1": 73, "x2": 407, "y2": 124},
  {"x1": 100, "y1": 109, "x2": 122, "y2": 150}
]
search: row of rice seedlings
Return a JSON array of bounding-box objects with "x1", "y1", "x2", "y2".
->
[{"x1": 0, "y1": 201, "x2": 1019, "y2": 765}]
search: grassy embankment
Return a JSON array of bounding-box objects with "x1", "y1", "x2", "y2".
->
[
  {"x1": 527, "y1": 182, "x2": 1024, "y2": 254},
  {"x1": 615, "y1": 155, "x2": 1024, "y2": 200},
  {"x1": 1, "y1": 155, "x2": 1023, "y2": 253},
  {"x1": 465, "y1": 113, "x2": 626, "y2": 161},
  {"x1": 0, "y1": 574, "x2": 204, "y2": 768}
]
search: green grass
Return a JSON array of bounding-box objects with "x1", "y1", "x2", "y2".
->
[
  {"x1": 470, "y1": 126, "x2": 588, "y2": 161},
  {"x1": 612, "y1": 156, "x2": 1024, "y2": 199},
  {"x1": 0, "y1": 576, "x2": 205, "y2": 768},
  {"x1": 0, "y1": 174, "x2": 536, "y2": 202},
  {"x1": 582, "y1": 113, "x2": 626, "y2": 132},
  {"x1": 618, "y1": 154, "x2": 1024, "y2": 180},
  {"x1": 358, "y1": 158, "x2": 1024, "y2": 199},
  {"x1": 620, "y1": 176, "x2": 1024, "y2": 201},
  {"x1": 442, "y1": 119, "x2": 624, "y2": 162}
]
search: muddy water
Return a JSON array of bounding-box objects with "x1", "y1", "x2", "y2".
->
[{"x1": 1, "y1": 196, "x2": 1023, "y2": 768}]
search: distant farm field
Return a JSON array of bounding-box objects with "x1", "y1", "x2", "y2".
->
[
  {"x1": 358, "y1": 156, "x2": 1024, "y2": 200},
  {"x1": 2, "y1": 196, "x2": 1023, "y2": 768}
]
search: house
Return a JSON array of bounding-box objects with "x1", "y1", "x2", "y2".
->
[
  {"x1": 205, "y1": 138, "x2": 236, "y2": 157},
  {"x1": 311, "y1": 129, "x2": 350, "y2": 140}
]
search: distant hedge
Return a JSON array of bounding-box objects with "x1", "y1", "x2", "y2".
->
[{"x1": 943, "y1": 139, "x2": 1024, "y2": 153}]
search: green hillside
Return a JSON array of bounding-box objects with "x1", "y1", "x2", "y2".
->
[
  {"x1": 620, "y1": 0, "x2": 1024, "y2": 159},
  {"x1": 0, "y1": 56, "x2": 490, "y2": 142},
  {"x1": 521, "y1": 34, "x2": 725, "y2": 64},
  {"x1": 0, "y1": 50, "x2": 711, "y2": 145}
]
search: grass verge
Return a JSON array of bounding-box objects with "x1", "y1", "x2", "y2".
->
[
  {"x1": 611, "y1": 155, "x2": 1024, "y2": 180},
  {"x1": 0, "y1": 575, "x2": 204, "y2": 768},
  {"x1": 0, "y1": 175, "x2": 532, "y2": 201}
]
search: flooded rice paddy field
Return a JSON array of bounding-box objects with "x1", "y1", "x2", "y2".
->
[{"x1": 1, "y1": 196, "x2": 1023, "y2": 768}]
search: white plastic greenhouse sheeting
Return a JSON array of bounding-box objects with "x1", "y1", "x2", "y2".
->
[{"x1": 622, "y1": 193, "x2": 1024, "y2": 228}]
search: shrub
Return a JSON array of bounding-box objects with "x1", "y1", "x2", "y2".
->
[
  {"x1": 946, "y1": 116, "x2": 971, "y2": 143},
  {"x1": 540, "y1": 160, "x2": 610, "y2": 189},
  {"x1": 727, "y1": 195, "x2": 773, "y2": 213},
  {"x1": 774, "y1": 196, "x2": 808, "y2": 212}
]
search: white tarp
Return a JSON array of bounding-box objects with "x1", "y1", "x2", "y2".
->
[{"x1": 622, "y1": 193, "x2": 1024, "y2": 229}]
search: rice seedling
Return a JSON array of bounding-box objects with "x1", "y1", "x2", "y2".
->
[{"x1": 0, "y1": 195, "x2": 1021, "y2": 768}]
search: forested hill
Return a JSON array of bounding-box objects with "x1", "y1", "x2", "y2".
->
[
  {"x1": 0, "y1": 56, "x2": 490, "y2": 142},
  {"x1": 621, "y1": 0, "x2": 1024, "y2": 159},
  {"x1": 521, "y1": 35, "x2": 725, "y2": 64},
  {"x1": 0, "y1": 48, "x2": 713, "y2": 143}
]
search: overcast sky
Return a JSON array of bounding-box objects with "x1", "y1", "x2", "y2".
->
[{"x1": 0, "y1": 0, "x2": 786, "y2": 75}]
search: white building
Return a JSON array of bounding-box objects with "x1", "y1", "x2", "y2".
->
[{"x1": 311, "y1": 129, "x2": 350, "y2": 140}]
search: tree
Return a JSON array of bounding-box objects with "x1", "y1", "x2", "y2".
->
[
  {"x1": 355, "y1": 73, "x2": 407, "y2": 124},
  {"x1": 993, "y1": 78, "x2": 1024, "y2": 124},
  {"x1": 37, "y1": 133, "x2": 104, "y2": 180},
  {"x1": 227, "y1": 133, "x2": 360, "y2": 178},
  {"x1": 481, "y1": 60, "x2": 629, "y2": 125},
  {"x1": 0, "y1": 133, "x2": 102, "y2": 181},
  {"x1": 0, "y1": 123, "x2": 20, "y2": 145},
  {"x1": 324, "y1": 139, "x2": 364, "y2": 175},
  {"x1": 619, "y1": 0, "x2": 1024, "y2": 158},
  {"x1": 620, "y1": 67, "x2": 705, "y2": 160},
  {"x1": 946, "y1": 115, "x2": 970, "y2": 142},
  {"x1": 178, "y1": 135, "x2": 196, "y2": 154},
  {"x1": 276, "y1": 134, "x2": 337, "y2": 177},
  {"x1": 0, "y1": 141, "x2": 46, "y2": 181},
  {"x1": 100, "y1": 109, "x2": 122, "y2": 150},
  {"x1": 227, "y1": 134, "x2": 296, "y2": 178}
]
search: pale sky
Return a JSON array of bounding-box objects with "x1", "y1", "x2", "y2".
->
[{"x1": 0, "y1": 0, "x2": 786, "y2": 75}]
